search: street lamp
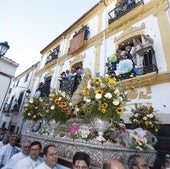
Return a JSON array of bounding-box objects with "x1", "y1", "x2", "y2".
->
[{"x1": 0, "y1": 41, "x2": 10, "y2": 57}]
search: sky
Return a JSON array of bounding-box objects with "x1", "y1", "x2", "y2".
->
[{"x1": 0, "y1": 0, "x2": 100, "y2": 76}]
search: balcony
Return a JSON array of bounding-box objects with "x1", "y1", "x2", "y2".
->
[
  {"x1": 106, "y1": 46, "x2": 158, "y2": 81},
  {"x1": 108, "y1": 0, "x2": 144, "y2": 25},
  {"x1": 45, "y1": 49, "x2": 59, "y2": 65}
]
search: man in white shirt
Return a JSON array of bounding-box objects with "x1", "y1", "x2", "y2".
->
[
  {"x1": 13, "y1": 141, "x2": 43, "y2": 169},
  {"x1": 0, "y1": 134, "x2": 10, "y2": 150},
  {"x1": 2, "y1": 140, "x2": 31, "y2": 169},
  {"x1": 0, "y1": 135, "x2": 20, "y2": 168},
  {"x1": 35, "y1": 144, "x2": 58, "y2": 169}
]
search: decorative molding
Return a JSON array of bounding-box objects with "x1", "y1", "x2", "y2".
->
[
  {"x1": 139, "y1": 91, "x2": 151, "y2": 99},
  {"x1": 22, "y1": 134, "x2": 157, "y2": 169},
  {"x1": 114, "y1": 23, "x2": 145, "y2": 45}
]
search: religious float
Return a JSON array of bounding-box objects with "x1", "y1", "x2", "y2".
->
[{"x1": 21, "y1": 73, "x2": 159, "y2": 168}]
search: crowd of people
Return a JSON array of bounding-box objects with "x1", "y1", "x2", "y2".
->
[
  {"x1": 106, "y1": 35, "x2": 155, "y2": 79},
  {"x1": 59, "y1": 67, "x2": 83, "y2": 96},
  {"x1": 0, "y1": 127, "x2": 170, "y2": 169}
]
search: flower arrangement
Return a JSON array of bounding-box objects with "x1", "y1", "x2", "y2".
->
[
  {"x1": 80, "y1": 75, "x2": 127, "y2": 122},
  {"x1": 129, "y1": 104, "x2": 160, "y2": 134},
  {"x1": 42, "y1": 92, "x2": 71, "y2": 123},
  {"x1": 36, "y1": 127, "x2": 50, "y2": 136},
  {"x1": 128, "y1": 131, "x2": 155, "y2": 151},
  {"x1": 68, "y1": 125, "x2": 97, "y2": 142},
  {"x1": 23, "y1": 97, "x2": 43, "y2": 122}
]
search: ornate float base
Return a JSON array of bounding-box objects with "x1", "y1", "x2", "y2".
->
[{"x1": 21, "y1": 134, "x2": 157, "y2": 169}]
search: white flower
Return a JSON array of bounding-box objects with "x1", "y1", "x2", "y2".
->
[
  {"x1": 118, "y1": 96, "x2": 123, "y2": 102},
  {"x1": 51, "y1": 105, "x2": 55, "y2": 110},
  {"x1": 114, "y1": 88, "x2": 120, "y2": 95},
  {"x1": 84, "y1": 97, "x2": 91, "y2": 102},
  {"x1": 46, "y1": 110, "x2": 49, "y2": 113},
  {"x1": 134, "y1": 113, "x2": 138, "y2": 117},
  {"x1": 39, "y1": 97, "x2": 43, "y2": 102},
  {"x1": 29, "y1": 99, "x2": 33, "y2": 103},
  {"x1": 28, "y1": 113, "x2": 31, "y2": 116},
  {"x1": 49, "y1": 93, "x2": 55, "y2": 97},
  {"x1": 69, "y1": 102, "x2": 73, "y2": 106},
  {"x1": 79, "y1": 129, "x2": 90, "y2": 139},
  {"x1": 133, "y1": 119, "x2": 138, "y2": 122},
  {"x1": 33, "y1": 115, "x2": 37, "y2": 119},
  {"x1": 95, "y1": 93, "x2": 102, "y2": 99},
  {"x1": 104, "y1": 93, "x2": 112, "y2": 99},
  {"x1": 149, "y1": 114, "x2": 154, "y2": 118},
  {"x1": 143, "y1": 117, "x2": 147, "y2": 120},
  {"x1": 112, "y1": 99, "x2": 119, "y2": 106}
]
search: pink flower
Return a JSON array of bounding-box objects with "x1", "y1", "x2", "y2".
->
[{"x1": 69, "y1": 125, "x2": 79, "y2": 135}]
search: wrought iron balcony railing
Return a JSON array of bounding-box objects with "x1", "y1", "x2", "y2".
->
[{"x1": 108, "y1": 0, "x2": 144, "y2": 25}]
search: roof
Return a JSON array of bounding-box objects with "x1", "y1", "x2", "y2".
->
[{"x1": 40, "y1": 0, "x2": 102, "y2": 54}]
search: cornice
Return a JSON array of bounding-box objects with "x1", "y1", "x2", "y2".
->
[{"x1": 119, "y1": 72, "x2": 170, "y2": 90}]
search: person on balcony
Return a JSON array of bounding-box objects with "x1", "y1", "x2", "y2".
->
[
  {"x1": 126, "y1": 0, "x2": 136, "y2": 10},
  {"x1": 142, "y1": 34, "x2": 154, "y2": 66},
  {"x1": 114, "y1": 0, "x2": 124, "y2": 18},
  {"x1": 130, "y1": 38, "x2": 143, "y2": 69}
]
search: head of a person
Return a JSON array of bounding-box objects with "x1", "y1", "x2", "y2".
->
[
  {"x1": 2, "y1": 134, "x2": 10, "y2": 145},
  {"x1": 165, "y1": 154, "x2": 170, "y2": 164},
  {"x1": 43, "y1": 144, "x2": 58, "y2": 168},
  {"x1": 30, "y1": 141, "x2": 42, "y2": 161},
  {"x1": 128, "y1": 155, "x2": 149, "y2": 169},
  {"x1": 103, "y1": 158, "x2": 125, "y2": 169},
  {"x1": 9, "y1": 134, "x2": 18, "y2": 147},
  {"x1": 0, "y1": 128, "x2": 6, "y2": 135},
  {"x1": 72, "y1": 152, "x2": 90, "y2": 169},
  {"x1": 22, "y1": 140, "x2": 31, "y2": 155},
  {"x1": 154, "y1": 155, "x2": 170, "y2": 169}
]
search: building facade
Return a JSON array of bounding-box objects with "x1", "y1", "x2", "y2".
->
[
  {"x1": 1, "y1": 62, "x2": 39, "y2": 134},
  {"x1": 6, "y1": 0, "x2": 170, "y2": 153},
  {"x1": 0, "y1": 56, "x2": 19, "y2": 126}
]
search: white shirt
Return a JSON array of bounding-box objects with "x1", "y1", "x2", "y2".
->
[
  {"x1": 0, "y1": 141, "x2": 5, "y2": 150},
  {"x1": 34, "y1": 162, "x2": 70, "y2": 169},
  {"x1": 34, "y1": 162, "x2": 57, "y2": 169},
  {"x1": 2, "y1": 152, "x2": 28, "y2": 169},
  {"x1": 13, "y1": 156, "x2": 43, "y2": 169},
  {"x1": 0, "y1": 144, "x2": 20, "y2": 166}
]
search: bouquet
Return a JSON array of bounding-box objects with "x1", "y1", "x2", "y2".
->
[
  {"x1": 23, "y1": 97, "x2": 44, "y2": 122},
  {"x1": 80, "y1": 75, "x2": 127, "y2": 122},
  {"x1": 42, "y1": 92, "x2": 72, "y2": 123},
  {"x1": 129, "y1": 104, "x2": 160, "y2": 134}
]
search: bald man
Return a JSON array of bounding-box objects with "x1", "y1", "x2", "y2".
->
[{"x1": 103, "y1": 158, "x2": 125, "y2": 169}]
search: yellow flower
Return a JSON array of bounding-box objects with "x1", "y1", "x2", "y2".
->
[
  {"x1": 94, "y1": 77, "x2": 101, "y2": 85},
  {"x1": 101, "y1": 109, "x2": 106, "y2": 113},
  {"x1": 54, "y1": 99, "x2": 60, "y2": 105},
  {"x1": 144, "y1": 121, "x2": 150, "y2": 127},
  {"x1": 116, "y1": 107, "x2": 124, "y2": 115},
  {"x1": 106, "y1": 77, "x2": 117, "y2": 86},
  {"x1": 102, "y1": 103, "x2": 108, "y2": 109},
  {"x1": 83, "y1": 87, "x2": 90, "y2": 96},
  {"x1": 95, "y1": 89, "x2": 104, "y2": 95}
]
